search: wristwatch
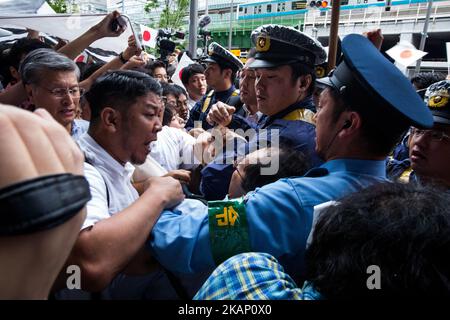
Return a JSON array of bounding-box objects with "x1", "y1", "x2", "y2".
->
[{"x1": 119, "y1": 52, "x2": 128, "y2": 64}]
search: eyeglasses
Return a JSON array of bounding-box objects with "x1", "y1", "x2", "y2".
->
[
  {"x1": 39, "y1": 86, "x2": 84, "y2": 99},
  {"x1": 411, "y1": 127, "x2": 450, "y2": 142}
]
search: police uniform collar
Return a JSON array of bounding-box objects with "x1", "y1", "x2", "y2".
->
[
  {"x1": 260, "y1": 98, "x2": 314, "y2": 128},
  {"x1": 316, "y1": 34, "x2": 433, "y2": 128},
  {"x1": 321, "y1": 158, "x2": 387, "y2": 178},
  {"x1": 215, "y1": 85, "x2": 236, "y2": 97}
]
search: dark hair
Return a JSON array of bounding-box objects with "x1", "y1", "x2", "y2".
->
[
  {"x1": 85, "y1": 70, "x2": 162, "y2": 124},
  {"x1": 161, "y1": 82, "x2": 179, "y2": 98},
  {"x1": 162, "y1": 106, "x2": 174, "y2": 126},
  {"x1": 217, "y1": 63, "x2": 237, "y2": 83},
  {"x1": 305, "y1": 182, "x2": 450, "y2": 299},
  {"x1": 79, "y1": 61, "x2": 106, "y2": 82},
  {"x1": 181, "y1": 63, "x2": 205, "y2": 86},
  {"x1": 290, "y1": 62, "x2": 316, "y2": 96},
  {"x1": 172, "y1": 83, "x2": 187, "y2": 97},
  {"x1": 240, "y1": 145, "x2": 310, "y2": 193},
  {"x1": 8, "y1": 38, "x2": 51, "y2": 70},
  {"x1": 326, "y1": 87, "x2": 409, "y2": 156},
  {"x1": 148, "y1": 60, "x2": 166, "y2": 76},
  {"x1": 411, "y1": 72, "x2": 446, "y2": 90}
]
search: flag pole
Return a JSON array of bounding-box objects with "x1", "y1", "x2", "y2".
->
[
  {"x1": 122, "y1": 15, "x2": 144, "y2": 52},
  {"x1": 327, "y1": 0, "x2": 341, "y2": 72},
  {"x1": 414, "y1": 0, "x2": 433, "y2": 74}
]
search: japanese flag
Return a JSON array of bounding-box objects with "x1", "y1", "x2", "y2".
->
[
  {"x1": 75, "y1": 51, "x2": 89, "y2": 63},
  {"x1": 386, "y1": 41, "x2": 427, "y2": 67},
  {"x1": 171, "y1": 52, "x2": 195, "y2": 89},
  {"x1": 140, "y1": 24, "x2": 158, "y2": 48}
]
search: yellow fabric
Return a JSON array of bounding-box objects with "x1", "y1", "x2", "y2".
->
[
  {"x1": 399, "y1": 168, "x2": 413, "y2": 184},
  {"x1": 282, "y1": 108, "x2": 316, "y2": 125},
  {"x1": 202, "y1": 90, "x2": 215, "y2": 113}
]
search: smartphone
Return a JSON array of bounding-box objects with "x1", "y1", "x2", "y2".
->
[{"x1": 110, "y1": 15, "x2": 127, "y2": 32}]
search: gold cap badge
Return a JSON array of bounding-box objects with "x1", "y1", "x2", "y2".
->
[
  {"x1": 429, "y1": 91, "x2": 449, "y2": 108},
  {"x1": 256, "y1": 35, "x2": 270, "y2": 52}
]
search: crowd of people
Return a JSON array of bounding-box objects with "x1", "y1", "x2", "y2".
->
[{"x1": 0, "y1": 11, "x2": 449, "y2": 300}]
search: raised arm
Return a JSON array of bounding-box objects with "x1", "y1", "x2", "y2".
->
[{"x1": 58, "y1": 11, "x2": 126, "y2": 60}]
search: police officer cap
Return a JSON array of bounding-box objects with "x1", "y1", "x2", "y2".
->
[
  {"x1": 424, "y1": 80, "x2": 450, "y2": 125},
  {"x1": 203, "y1": 42, "x2": 243, "y2": 72},
  {"x1": 248, "y1": 24, "x2": 327, "y2": 69},
  {"x1": 316, "y1": 34, "x2": 433, "y2": 128}
]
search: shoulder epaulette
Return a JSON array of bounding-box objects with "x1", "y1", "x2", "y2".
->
[{"x1": 202, "y1": 90, "x2": 215, "y2": 113}]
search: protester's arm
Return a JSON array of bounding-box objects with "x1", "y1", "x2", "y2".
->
[
  {"x1": 0, "y1": 104, "x2": 84, "y2": 191},
  {"x1": 79, "y1": 35, "x2": 141, "y2": 90},
  {"x1": 363, "y1": 29, "x2": 384, "y2": 51},
  {"x1": 0, "y1": 105, "x2": 87, "y2": 298},
  {"x1": 57, "y1": 11, "x2": 126, "y2": 60},
  {"x1": 206, "y1": 102, "x2": 235, "y2": 127},
  {"x1": 63, "y1": 176, "x2": 184, "y2": 292}
]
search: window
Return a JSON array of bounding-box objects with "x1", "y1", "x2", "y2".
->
[{"x1": 267, "y1": 4, "x2": 272, "y2": 12}]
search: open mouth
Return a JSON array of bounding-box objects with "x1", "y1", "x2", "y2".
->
[
  {"x1": 410, "y1": 149, "x2": 426, "y2": 162},
  {"x1": 60, "y1": 109, "x2": 75, "y2": 117}
]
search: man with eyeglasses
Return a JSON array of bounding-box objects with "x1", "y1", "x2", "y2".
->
[
  {"x1": 408, "y1": 80, "x2": 450, "y2": 189},
  {"x1": 20, "y1": 48, "x2": 89, "y2": 140}
]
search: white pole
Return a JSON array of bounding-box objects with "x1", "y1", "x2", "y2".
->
[
  {"x1": 415, "y1": 0, "x2": 433, "y2": 73},
  {"x1": 228, "y1": 0, "x2": 234, "y2": 49}
]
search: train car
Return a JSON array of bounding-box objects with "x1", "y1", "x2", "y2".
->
[{"x1": 237, "y1": 0, "x2": 441, "y2": 20}]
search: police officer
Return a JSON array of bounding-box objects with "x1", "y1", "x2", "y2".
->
[
  {"x1": 408, "y1": 80, "x2": 450, "y2": 189},
  {"x1": 199, "y1": 25, "x2": 326, "y2": 200},
  {"x1": 185, "y1": 42, "x2": 243, "y2": 131},
  {"x1": 148, "y1": 34, "x2": 432, "y2": 287}
]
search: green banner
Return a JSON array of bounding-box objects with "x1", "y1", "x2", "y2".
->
[{"x1": 208, "y1": 197, "x2": 252, "y2": 265}]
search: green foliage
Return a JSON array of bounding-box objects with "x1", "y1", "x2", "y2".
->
[
  {"x1": 144, "y1": 0, "x2": 189, "y2": 30},
  {"x1": 47, "y1": 0, "x2": 68, "y2": 13},
  {"x1": 144, "y1": 0, "x2": 159, "y2": 13}
]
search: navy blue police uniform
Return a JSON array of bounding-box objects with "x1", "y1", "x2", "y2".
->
[
  {"x1": 200, "y1": 25, "x2": 327, "y2": 200},
  {"x1": 185, "y1": 42, "x2": 243, "y2": 131}
]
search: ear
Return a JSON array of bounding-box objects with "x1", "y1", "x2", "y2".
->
[
  {"x1": 24, "y1": 84, "x2": 35, "y2": 104},
  {"x1": 298, "y1": 74, "x2": 312, "y2": 95},
  {"x1": 339, "y1": 111, "x2": 362, "y2": 137},
  {"x1": 100, "y1": 107, "x2": 121, "y2": 133},
  {"x1": 9, "y1": 66, "x2": 19, "y2": 81},
  {"x1": 223, "y1": 68, "x2": 233, "y2": 80}
]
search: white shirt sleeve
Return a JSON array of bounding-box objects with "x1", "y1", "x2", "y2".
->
[
  {"x1": 177, "y1": 128, "x2": 197, "y2": 169},
  {"x1": 81, "y1": 162, "x2": 110, "y2": 230}
]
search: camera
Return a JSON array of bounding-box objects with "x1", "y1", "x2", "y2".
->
[{"x1": 156, "y1": 29, "x2": 185, "y2": 67}]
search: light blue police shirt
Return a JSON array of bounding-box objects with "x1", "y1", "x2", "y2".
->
[{"x1": 149, "y1": 158, "x2": 388, "y2": 276}]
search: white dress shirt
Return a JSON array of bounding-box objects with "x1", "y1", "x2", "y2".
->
[
  {"x1": 150, "y1": 126, "x2": 197, "y2": 172},
  {"x1": 78, "y1": 133, "x2": 138, "y2": 230}
]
